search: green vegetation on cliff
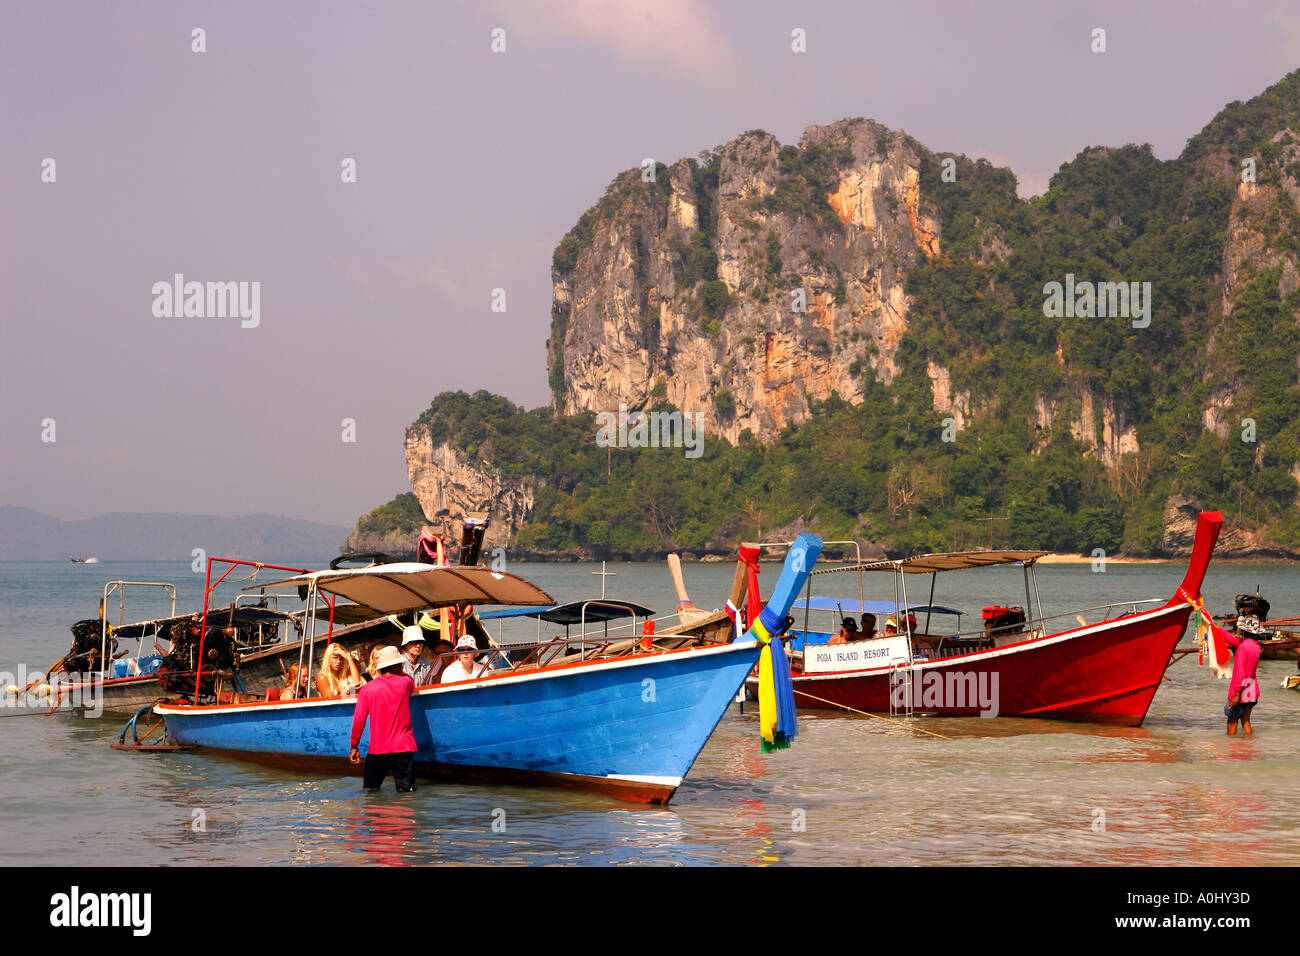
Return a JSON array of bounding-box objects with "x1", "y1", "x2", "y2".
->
[
  {"x1": 405, "y1": 390, "x2": 1168, "y2": 556},
  {"x1": 392, "y1": 72, "x2": 1300, "y2": 557},
  {"x1": 351, "y1": 492, "x2": 428, "y2": 539}
]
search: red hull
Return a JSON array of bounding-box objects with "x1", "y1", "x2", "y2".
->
[
  {"x1": 782, "y1": 603, "x2": 1193, "y2": 726},
  {"x1": 774, "y1": 512, "x2": 1223, "y2": 728}
]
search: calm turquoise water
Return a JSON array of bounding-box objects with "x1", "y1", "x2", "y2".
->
[{"x1": 1, "y1": 557, "x2": 1297, "y2": 866}]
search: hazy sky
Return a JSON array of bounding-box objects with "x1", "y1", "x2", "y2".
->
[{"x1": 3, "y1": 0, "x2": 1298, "y2": 526}]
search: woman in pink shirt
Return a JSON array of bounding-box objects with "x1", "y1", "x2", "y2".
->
[
  {"x1": 1224, "y1": 619, "x2": 1264, "y2": 736},
  {"x1": 349, "y1": 645, "x2": 418, "y2": 790}
]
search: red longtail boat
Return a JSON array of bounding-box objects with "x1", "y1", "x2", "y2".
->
[{"x1": 749, "y1": 511, "x2": 1223, "y2": 727}]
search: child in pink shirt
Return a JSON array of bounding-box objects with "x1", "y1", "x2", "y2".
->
[{"x1": 1223, "y1": 625, "x2": 1263, "y2": 736}]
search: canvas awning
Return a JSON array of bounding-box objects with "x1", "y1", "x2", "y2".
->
[
  {"x1": 109, "y1": 605, "x2": 293, "y2": 638},
  {"x1": 812, "y1": 550, "x2": 1049, "y2": 575},
  {"x1": 791, "y1": 597, "x2": 961, "y2": 616},
  {"x1": 248, "y1": 564, "x2": 554, "y2": 614},
  {"x1": 477, "y1": 600, "x2": 655, "y2": 626},
  {"x1": 309, "y1": 604, "x2": 390, "y2": 626}
]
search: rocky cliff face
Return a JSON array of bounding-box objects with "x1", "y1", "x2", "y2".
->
[
  {"x1": 382, "y1": 73, "x2": 1300, "y2": 559},
  {"x1": 545, "y1": 75, "x2": 1300, "y2": 513},
  {"x1": 547, "y1": 118, "x2": 1162, "y2": 471},
  {"x1": 1160, "y1": 495, "x2": 1287, "y2": 557},
  {"x1": 403, "y1": 427, "x2": 534, "y2": 552},
  {"x1": 549, "y1": 119, "x2": 940, "y2": 444},
  {"x1": 1209, "y1": 128, "x2": 1300, "y2": 442}
]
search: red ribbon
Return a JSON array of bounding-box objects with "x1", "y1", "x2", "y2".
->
[{"x1": 739, "y1": 545, "x2": 762, "y2": 630}]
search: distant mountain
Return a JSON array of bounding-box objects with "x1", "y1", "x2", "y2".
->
[{"x1": 0, "y1": 506, "x2": 349, "y2": 561}]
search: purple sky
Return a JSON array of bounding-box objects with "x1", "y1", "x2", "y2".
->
[{"x1": 3, "y1": 0, "x2": 1297, "y2": 525}]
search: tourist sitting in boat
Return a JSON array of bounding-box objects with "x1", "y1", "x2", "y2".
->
[
  {"x1": 317, "y1": 643, "x2": 364, "y2": 698},
  {"x1": 857, "y1": 613, "x2": 877, "y2": 641},
  {"x1": 400, "y1": 626, "x2": 435, "y2": 686},
  {"x1": 886, "y1": 613, "x2": 940, "y2": 657},
  {"x1": 361, "y1": 641, "x2": 387, "y2": 682},
  {"x1": 440, "y1": 635, "x2": 488, "y2": 683},
  {"x1": 281, "y1": 662, "x2": 311, "y2": 701},
  {"x1": 829, "y1": 617, "x2": 859, "y2": 644}
]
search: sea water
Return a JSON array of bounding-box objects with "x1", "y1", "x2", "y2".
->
[{"x1": 1, "y1": 557, "x2": 1297, "y2": 866}]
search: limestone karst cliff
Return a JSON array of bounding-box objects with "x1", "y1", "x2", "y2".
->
[
  {"x1": 350, "y1": 71, "x2": 1300, "y2": 558},
  {"x1": 548, "y1": 119, "x2": 942, "y2": 445}
]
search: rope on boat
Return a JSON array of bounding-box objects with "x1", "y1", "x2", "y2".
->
[
  {"x1": 790, "y1": 688, "x2": 953, "y2": 740},
  {"x1": 18, "y1": 654, "x2": 67, "y2": 693},
  {"x1": 227, "y1": 563, "x2": 266, "y2": 584}
]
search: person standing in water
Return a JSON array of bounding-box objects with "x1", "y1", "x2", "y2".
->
[
  {"x1": 349, "y1": 645, "x2": 418, "y2": 791},
  {"x1": 1224, "y1": 617, "x2": 1264, "y2": 735}
]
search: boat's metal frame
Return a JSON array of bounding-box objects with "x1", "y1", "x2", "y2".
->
[{"x1": 99, "y1": 581, "x2": 176, "y2": 676}]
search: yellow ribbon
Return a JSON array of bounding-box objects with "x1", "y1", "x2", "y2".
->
[{"x1": 750, "y1": 617, "x2": 777, "y2": 746}]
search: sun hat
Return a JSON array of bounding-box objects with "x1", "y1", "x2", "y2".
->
[
  {"x1": 1237, "y1": 615, "x2": 1267, "y2": 636},
  {"x1": 374, "y1": 645, "x2": 405, "y2": 670},
  {"x1": 455, "y1": 635, "x2": 478, "y2": 651},
  {"x1": 401, "y1": 625, "x2": 426, "y2": 647},
  {"x1": 885, "y1": 617, "x2": 897, "y2": 628}
]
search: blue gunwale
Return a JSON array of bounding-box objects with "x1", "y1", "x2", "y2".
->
[
  {"x1": 156, "y1": 639, "x2": 762, "y2": 804},
  {"x1": 155, "y1": 638, "x2": 750, "y2": 711}
]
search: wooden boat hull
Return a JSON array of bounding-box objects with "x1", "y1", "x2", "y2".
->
[
  {"x1": 766, "y1": 602, "x2": 1193, "y2": 727},
  {"x1": 53, "y1": 674, "x2": 166, "y2": 716},
  {"x1": 1258, "y1": 635, "x2": 1300, "y2": 661},
  {"x1": 53, "y1": 619, "x2": 393, "y2": 716},
  {"x1": 156, "y1": 640, "x2": 761, "y2": 804}
]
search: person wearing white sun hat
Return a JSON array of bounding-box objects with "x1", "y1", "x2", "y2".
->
[
  {"x1": 400, "y1": 625, "x2": 434, "y2": 686},
  {"x1": 439, "y1": 635, "x2": 489, "y2": 684}
]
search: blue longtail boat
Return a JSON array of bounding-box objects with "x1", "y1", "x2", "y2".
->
[{"x1": 155, "y1": 534, "x2": 822, "y2": 804}]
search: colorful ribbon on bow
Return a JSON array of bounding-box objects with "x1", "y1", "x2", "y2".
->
[{"x1": 1189, "y1": 595, "x2": 1232, "y2": 679}]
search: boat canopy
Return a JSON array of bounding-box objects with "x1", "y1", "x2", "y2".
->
[
  {"x1": 792, "y1": 597, "x2": 961, "y2": 616},
  {"x1": 477, "y1": 600, "x2": 655, "y2": 625},
  {"x1": 110, "y1": 605, "x2": 293, "y2": 638},
  {"x1": 476, "y1": 606, "x2": 558, "y2": 621},
  {"x1": 248, "y1": 563, "x2": 554, "y2": 614},
  {"x1": 811, "y1": 549, "x2": 1050, "y2": 575},
  {"x1": 307, "y1": 603, "x2": 390, "y2": 626}
]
